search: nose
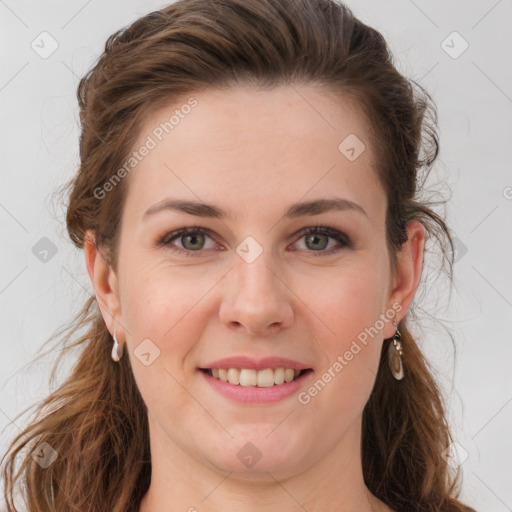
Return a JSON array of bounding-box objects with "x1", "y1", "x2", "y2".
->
[{"x1": 218, "y1": 250, "x2": 294, "y2": 337}]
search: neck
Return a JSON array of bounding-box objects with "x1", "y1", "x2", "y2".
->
[{"x1": 138, "y1": 415, "x2": 389, "y2": 512}]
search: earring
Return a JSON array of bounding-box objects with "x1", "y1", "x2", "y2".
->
[
  {"x1": 111, "y1": 330, "x2": 124, "y2": 362},
  {"x1": 388, "y1": 318, "x2": 404, "y2": 380}
]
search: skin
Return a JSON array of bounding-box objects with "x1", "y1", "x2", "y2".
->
[{"x1": 85, "y1": 84, "x2": 424, "y2": 512}]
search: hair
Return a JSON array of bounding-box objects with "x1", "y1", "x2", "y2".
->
[{"x1": 1, "y1": 1, "x2": 476, "y2": 511}]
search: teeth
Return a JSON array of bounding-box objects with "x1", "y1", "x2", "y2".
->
[
  {"x1": 239, "y1": 369, "x2": 256, "y2": 386},
  {"x1": 274, "y1": 367, "x2": 285, "y2": 385},
  {"x1": 208, "y1": 367, "x2": 306, "y2": 387},
  {"x1": 256, "y1": 368, "x2": 274, "y2": 388},
  {"x1": 227, "y1": 368, "x2": 240, "y2": 385}
]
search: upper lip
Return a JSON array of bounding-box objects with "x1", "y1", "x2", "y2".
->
[{"x1": 200, "y1": 356, "x2": 312, "y2": 371}]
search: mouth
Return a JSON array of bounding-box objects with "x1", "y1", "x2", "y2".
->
[{"x1": 199, "y1": 367, "x2": 313, "y2": 387}]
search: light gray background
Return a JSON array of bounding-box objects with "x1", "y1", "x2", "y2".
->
[{"x1": 1, "y1": 1, "x2": 511, "y2": 511}]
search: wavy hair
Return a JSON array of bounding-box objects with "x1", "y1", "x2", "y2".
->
[{"x1": 2, "y1": 1, "x2": 475, "y2": 511}]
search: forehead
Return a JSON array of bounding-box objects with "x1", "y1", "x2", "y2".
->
[{"x1": 122, "y1": 84, "x2": 385, "y2": 227}]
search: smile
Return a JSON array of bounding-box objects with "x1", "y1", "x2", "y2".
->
[{"x1": 202, "y1": 367, "x2": 312, "y2": 387}]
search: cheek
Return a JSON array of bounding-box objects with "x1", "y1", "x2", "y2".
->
[
  {"x1": 121, "y1": 262, "x2": 210, "y2": 333},
  {"x1": 301, "y1": 305, "x2": 383, "y2": 430},
  {"x1": 300, "y1": 263, "x2": 386, "y2": 400},
  {"x1": 309, "y1": 262, "x2": 388, "y2": 347},
  {"x1": 121, "y1": 271, "x2": 208, "y2": 421},
  {"x1": 120, "y1": 266, "x2": 220, "y2": 380}
]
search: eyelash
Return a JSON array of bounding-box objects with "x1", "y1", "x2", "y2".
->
[{"x1": 157, "y1": 225, "x2": 352, "y2": 257}]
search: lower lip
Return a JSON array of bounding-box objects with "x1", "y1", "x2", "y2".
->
[{"x1": 200, "y1": 369, "x2": 313, "y2": 404}]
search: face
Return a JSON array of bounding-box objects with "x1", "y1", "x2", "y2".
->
[{"x1": 89, "y1": 84, "x2": 421, "y2": 481}]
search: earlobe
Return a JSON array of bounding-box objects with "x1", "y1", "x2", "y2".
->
[
  {"x1": 84, "y1": 230, "x2": 123, "y2": 338},
  {"x1": 385, "y1": 220, "x2": 425, "y2": 337}
]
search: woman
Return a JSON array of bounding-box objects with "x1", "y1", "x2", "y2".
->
[{"x1": 1, "y1": 0, "x2": 477, "y2": 511}]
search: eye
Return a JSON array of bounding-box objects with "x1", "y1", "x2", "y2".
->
[
  {"x1": 158, "y1": 226, "x2": 218, "y2": 255},
  {"x1": 291, "y1": 226, "x2": 352, "y2": 256},
  {"x1": 157, "y1": 225, "x2": 352, "y2": 256}
]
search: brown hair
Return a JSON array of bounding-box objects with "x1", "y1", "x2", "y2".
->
[{"x1": 1, "y1": 1, "x2": 475, "y2": 511}]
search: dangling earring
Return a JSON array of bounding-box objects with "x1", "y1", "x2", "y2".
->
[
  {"x1": 388, "y1": 318, "x2": 404, "y2": 380},
  {"x1": 111, "y1": 330, "x2": 124, "y2": 362}
]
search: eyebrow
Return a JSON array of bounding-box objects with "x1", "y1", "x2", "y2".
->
[{"x1": 143, "y1": 197, "x2": 368, "y2": 220}]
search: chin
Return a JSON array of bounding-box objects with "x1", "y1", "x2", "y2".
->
[
  {"x1": 204, "y1": 428, "x2": 308, "y2": 478},
  {"x1": 210, "y1": 454, "x2": 306, "y2": 481}
]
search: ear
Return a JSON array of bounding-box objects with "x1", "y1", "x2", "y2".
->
[
  {"x1": 383, "y1": 220, "x2": 425, "y2": 338},
  {"x1": 84, "y1": 230, "x2": 124, "y2": 341}
]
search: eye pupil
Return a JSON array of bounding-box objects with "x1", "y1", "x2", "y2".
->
[
  {"x1": 183, "y1": 233, "x2": 204, "y2": 250},
  {"x1": 306, "y1": 233, "x2": 328, "y2": 250}
]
